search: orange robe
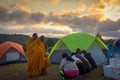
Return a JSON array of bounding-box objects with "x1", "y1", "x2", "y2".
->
[
  {"x1": 37, "y1": 40, "x2": 51, "y2": 74},
  {"x1": 26, "y1": 38, "x2": 45, "y2": 77}
]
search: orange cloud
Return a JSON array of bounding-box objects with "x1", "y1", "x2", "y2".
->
[
  {"x1": 42, "y1": 22, "x2": 73, "y2": 33},
  {"x1": 92, "y1": 0, "x2": 107, "y2": 11},
  {"x1": 8, "y1": 25, "x2": 25, "y2": 30},
  {"x1": 49, "y1": 0, "x2": 61, "y2": 4},
  {"x1": 10, "y1": 4, "x2": 30, "y2": 12},
  {"x1": 57, "y1": 4, "x2": 86, "y2": 18},
  {"x1": 23, "y1": 0, "x2": 33, "y2": 3},
  {"x1": 89, "y1": 0, "x2": 120, "y2": 22}
]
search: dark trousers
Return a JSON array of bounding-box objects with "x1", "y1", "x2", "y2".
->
[{"x1": 76, "y1": 62, "x2": 87, "y2": 75}]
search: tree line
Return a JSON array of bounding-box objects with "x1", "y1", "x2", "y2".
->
[{"x1": 0, "y1": 34, "x2": 59, "y2": 52}]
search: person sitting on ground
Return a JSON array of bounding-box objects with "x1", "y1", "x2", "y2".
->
[
  {"x1": 81, "y1": 50, "x2": 97, "y2": 69},
  {"x1": 71, "y1": 52, "x2": 87, "y2": 75},
  {"x1": 59, "y1": 53, "x2": 79, "y2": 79},
  {"x1": 75, "y1": 48, "x2": 92, "y2": 73}
]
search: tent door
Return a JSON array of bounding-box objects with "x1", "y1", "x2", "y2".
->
[{"x1": 6, "y1": 51, "x2": 20, "y2": 61}]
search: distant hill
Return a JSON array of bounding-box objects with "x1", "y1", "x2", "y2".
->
[
  {"x1": 0, "y1": 34, "x2": 59, "y2": 51},
  {"x1": 104, "y1": 39, "x2": 116, "y2": 45},
  {"x1": 0, "y1": 34, "x2": 30, "y2": 44},
  {"x1": 0, "y1": 34, "x2": 30, "y2": 51}
]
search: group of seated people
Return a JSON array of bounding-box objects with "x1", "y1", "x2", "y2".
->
[{"x1": 59, "y1": 48, "x2": 97, "y2": 79}]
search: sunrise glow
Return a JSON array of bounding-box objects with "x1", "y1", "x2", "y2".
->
[
  {"x1": 102, "y1": 6, "x2": 120, "y2": 21},
  {"x1": 0, "y1": 0, "x2": 119, "y2": 39}
]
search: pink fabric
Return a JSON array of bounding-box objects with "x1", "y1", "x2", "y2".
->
[{"x1": 65, "y1": 70, "x2": 79, "y2": 78}]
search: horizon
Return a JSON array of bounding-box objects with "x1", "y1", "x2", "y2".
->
[
  {"x1": 0, "y1": 33, "x2": 118, "y2": 40},
  {"x1": 0, "y1": 0, "x2": 120, "y2": 40}
]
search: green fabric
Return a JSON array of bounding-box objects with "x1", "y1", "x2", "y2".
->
[
  {"x1": 96, "y1": 38, "x2": 108, "y2": 49},
  {"x1": 48, "y1": 32, "x2": 108, "y2": 58},
  {"x1": 48, "y1": 40, "x2": 62, "y2": 58},
  {"x1": 62, "y1": 33, "x2": 95, "y2": 52},
  {"x1": 59, "y1": 70, "x2": 64, "y2": 75}
]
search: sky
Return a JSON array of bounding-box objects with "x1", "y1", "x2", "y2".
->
[{"x1": 0, "y1": 0, "x2": 120, "y2": 39}]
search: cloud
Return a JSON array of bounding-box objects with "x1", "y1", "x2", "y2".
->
[
  {"x1": 10, "y1": 4, "x2": 30, "y2": 12},
  {"x1": 102, "y1": 6, "x2": 120, "y2": 21},
  {"x1": 98, "y1": 20, "x2": 120, "y2": 32},
  {"x1": 91, "y1": 0, "x2": 107, "y2": 11},
  {"x1": 0, "y1": 1, "x2": 120, "y2": 39},
  {"x1": 0, "y1": 3, "x2": 9, "y2": 22},
  {"x1": 22, "y1": 0, "x2": 61, "y2": 5},
  {"x1": 89, "y1": 0, "x2": 120, "y2": 21},
  {"x1": 0, "y1": 3, "x2": 46, "y2": 25},
  {"x1": 44, "y1": 9, "x2": 120, "y2": 38},
  {"x1": 46, "y1": 10, "x2": 99, "y2": 33},
  {"x1": 23, "y1": 0, "x2": 32, "y2": 3},
  {"x1": 49, "y1": 0, "x2": 61, "y2": 4},
  {"x1": 0, "y1": 22, "x2": 73, "y2": 38},
  {"x1": 96, "y1": 19, "x2": 120, "y2": 38}
]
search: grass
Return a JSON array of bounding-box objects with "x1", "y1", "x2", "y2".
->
[{"x1": 0, "y1": 62, "x2": 110, "y2": 80}]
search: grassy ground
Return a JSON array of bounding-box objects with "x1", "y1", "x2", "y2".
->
[{"x1": 0, "y1": 62, "x2": 110, "y2": 80}]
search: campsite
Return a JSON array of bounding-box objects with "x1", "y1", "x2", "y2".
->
[
  {"x1": 0, "y1": 33, "x2": 119, "y2": 80},
  {"x1": 0, "y1": 0, "x2": 120, "y2": 79}
]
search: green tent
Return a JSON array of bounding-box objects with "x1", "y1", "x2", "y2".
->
[{"x1": 48, "y1": 32, "x2": 108, "y2": 66}]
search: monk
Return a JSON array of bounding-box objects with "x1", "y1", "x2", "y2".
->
[
  {"x1": 26, "y1": 33, "x2": 50, "y2": 77},
  {"x1": 37, "y1": 35, "x2": 51, "y2": 75}
]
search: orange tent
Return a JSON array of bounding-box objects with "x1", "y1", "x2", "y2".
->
[{"x1": 0, "y1": 41, "x2": 26, "y2": 64}]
